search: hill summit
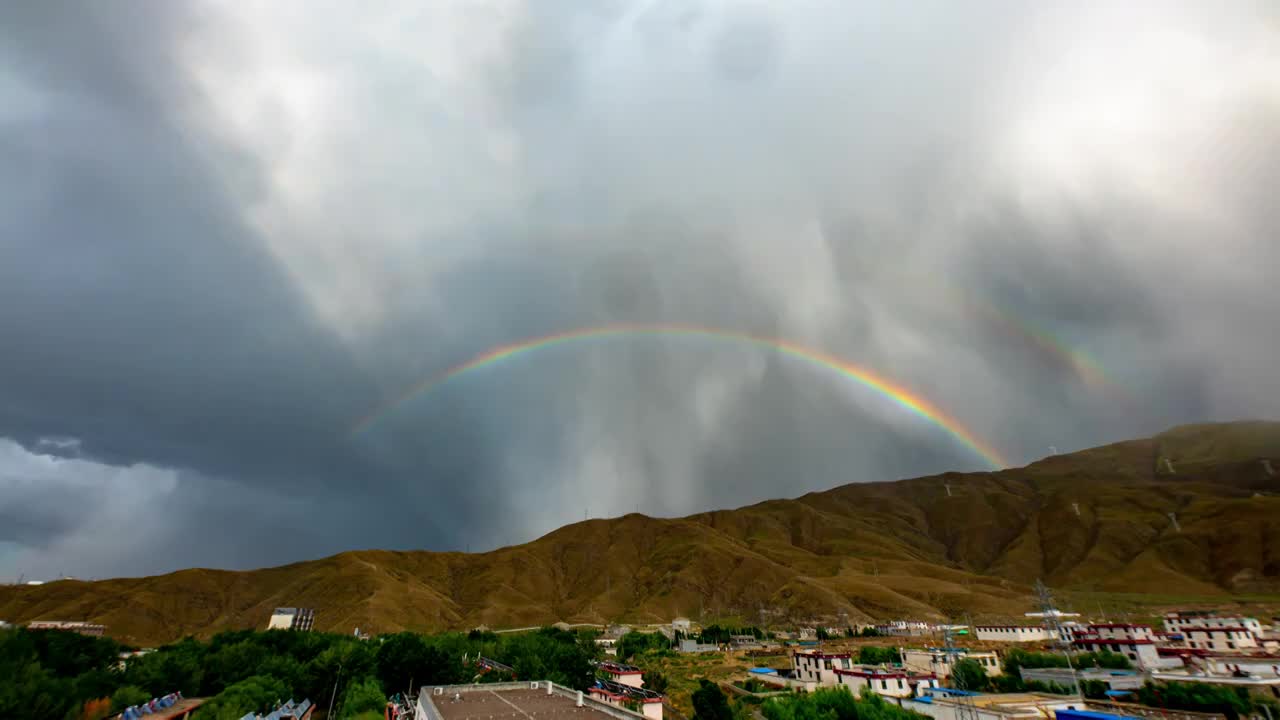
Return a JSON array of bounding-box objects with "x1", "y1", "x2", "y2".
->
[{"x1": 3, "y1": 421, "x2": 1278, "y2": 646}]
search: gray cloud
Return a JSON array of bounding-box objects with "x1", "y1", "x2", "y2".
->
[{"x1": 1, "y1": 1, "x2": 1277, "y2": 578}]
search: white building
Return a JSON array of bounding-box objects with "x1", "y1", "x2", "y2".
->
[
  {"x1": 267, "y1": 607, "x2": 315, "y2": 632},
  {"x1": 1163, "y1": 612, "x2": 1264, "y2": 637},
  {"x1": 1072, "y1": 630, "x2": 1159, "y2": 670},
  {"x1": 1198, "y1": 654, "x2": 1280, "y2": 678},
  {"x1": 27, "y1": 620, "x2": 106, "y2": 637},
  {"x1": 671, "y1": 617, "x2": 692, "y2": 633},
  {"x1": 902, "y1": 648, "x2": 1003, "y2": 680},
  {"x1": 598, "y1": 662, "x2": 645, "y2": 688},
  {"x1": 974, "y1": 626, "x2": 1050, "y2": 643},
  {"x1": 792, "y1": 650, "x2": 854, "y2": 686},
  {"x1": 1019, "y1": 667, "x2": 1144, "y2": 692},
  {"x1": 1182, "y1": 627, "x2": 1260, "y2": 652},
  {"x1": 1084, "y1": 624, "x2": 1156, "y2": 642},
  {"x1": 835, "y1": 666, "x2": 937, "y2": 698},
  {"x1": 590, "y1": 679, "x2": 664, "y2": 720},
  {"x1": 1162, "y1": 612, "x2": 1272, "y2": 652},
  {"x1": 1148, "y1": 669, "x2": 1280, "y2": 699},
  {"x1": 881, "y1": 620, "x2": 933, "y2": 637}
]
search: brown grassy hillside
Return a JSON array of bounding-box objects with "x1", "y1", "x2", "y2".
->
[{"x1": 2, "y1": 421, "x2": 1278, "y2": 646}]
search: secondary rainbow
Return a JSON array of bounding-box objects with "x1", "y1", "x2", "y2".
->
[
  {"x1": 968, "y1": 298, "x2": 1110, "y2": 391},
  {"x1": 350, "y1": 324, "x2": 1010, "y2": 469}
]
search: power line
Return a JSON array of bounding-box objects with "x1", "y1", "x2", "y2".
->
[{"x1": 1035, "y1": 580, "x2": 1081, "y2": 698}]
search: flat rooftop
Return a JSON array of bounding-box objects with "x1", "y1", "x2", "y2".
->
[{"x1": 433, "y1": 689, "x2": 620, "y2": 720}]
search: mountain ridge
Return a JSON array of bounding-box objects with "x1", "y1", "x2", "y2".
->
[{"x1": 3, "y1": 421, "x2": 1278, "y2": 646}]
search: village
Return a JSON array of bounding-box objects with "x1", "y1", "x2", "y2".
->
[{"x1": 548, "y1": 602, "x2": 1280, "y2": 720}]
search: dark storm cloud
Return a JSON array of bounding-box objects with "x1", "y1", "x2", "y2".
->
[{"x1": 1, "y1": 1, "x2": 1277, "y2": 578}]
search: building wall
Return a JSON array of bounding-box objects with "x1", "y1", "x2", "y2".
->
[
  {"x1": 609, "y1": 672, "x2": 644, "y2": 689},
  {"x1": 1184, "y1": 628, "x2": 1259, "y2": 652},
  {"x1": 1087, "y1": 625, "x2": 1155, "y2": 642},
  {"x1": 837, "y1": 671, "x2": 935, "y2": 699},
  {"x1": 1164, "y1": 615, "x2": 1263, "y2": 637},
  {"x1": 974, "y1": 626, "x2": 1049, "y2": 643},
  {"x1": 1204, "y1": 657, "x2": 1280, "y2": 677},
  {"x1": 1076, "y1": 640, "x2": 1159, "y2": 669},
  {"x1": 27, "y1": 621, "x2": 106, "y2": 637},
  {"x1": 901, "y1": 650, "x2": 1003, "y2": 679},
  {"x1": 792, "y1": 652, "x2": 853, "y2": 686}
]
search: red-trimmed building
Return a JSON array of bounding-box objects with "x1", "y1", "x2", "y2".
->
[
  {"x1": 792, "y1": 650, "x2": 854, "y2": 686},
  {"x1": 589, "y1": 678, "x2": 664, "y2": 720},
  {"x1": 597, "y1": 661, "x2": 645, "y2": 688},
  {"x1": 1162, "y1": 612, "x2": 1269, "y2": 652},
  {"x1": 1070, "y1": 632, "x2": 1162, "y2": 666},
  {"x1": 1083, "y1": 623, "x2": 1156, "y2": 642},
  {"x1": 835, "y1": 666, "x2": 937, "y2": 698}
]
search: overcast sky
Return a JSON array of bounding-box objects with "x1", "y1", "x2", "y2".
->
[{"x1": 2, "y1": 1, "x2": 1278, "y2": 580}]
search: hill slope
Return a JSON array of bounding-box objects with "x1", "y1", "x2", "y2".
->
[{"x1": 3, "y1": 421, "x2": 1278, "y2": 645}]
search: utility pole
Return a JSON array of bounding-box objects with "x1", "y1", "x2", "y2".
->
[
  {"x1": 942, "y1": 625, "x2": 979, "y2": 720},
  {"x1": 1035, "y1": 580, "x2": 1081, "y2": 698},
  {"x1": 327, "y1": 662, "x2": 343, "y2": 719}
]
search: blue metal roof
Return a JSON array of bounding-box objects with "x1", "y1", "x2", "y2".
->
[{"x1": 1055, "y1": 709, "x2": 1141, "y2": 720}]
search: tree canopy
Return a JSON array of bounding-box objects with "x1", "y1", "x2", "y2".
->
[
  {"x1": 0, "y1": 622, "x2": 602, "y2": 720},
  {"x1": 692, "y1": 679, "x2": 734, "y2": 720},
  {"x1": 762, "y1": 687, "x2": 930, "y2": 720}
]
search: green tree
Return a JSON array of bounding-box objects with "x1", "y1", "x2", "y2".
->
[
  {"x1": 816, "y1": 628, "x2": 831, "y2": 641},
  {"x1": 762, "y1": 687, "x2": 927, "y2": 720},
  {"x1": 1075, "y1": 651, "x2": 1131, "y2": 670},
  {"x1": 1079, "y1": 680, "x2": 1109, "y2": 700},
  {"x1": 503, "y1": 629, "x2": 593, "y2": 689},
  {"x1": 692, "y1": 680, "x2": 734, "y2": 720},
  {"x1": 124, "y1": 640, "x2": 204, "y2": 697},
  {"x1": 616, "y1": 632, "x2": 670, "y2": 661},
  {"x1": 201, "y1": 639, "x2": 268, "y2": 695},
  {"x1": 950, "y1": 659, "x2": 988, "y2": 692},
  {"x1": 199, "y1": 675, "x2": 289, "y2": 720},
  {"x1": 26, "y1": 629, "x2": 124, "y2": 679},
  {"x1": 1136, "y1": 681, "x2": 1253, "y2": 720},
  {"x1": 375, "y1": 633, "x2": 460, "y2": 695},
  {"x1": 858, "y1": 646, "x2": 901, "y2": 665},
  {"x1": 642, "y1": 671, "x2": 669, "y2": 694},
  {"x1": 339, "y1": 676, "x2": 387, "y2": 718},
  {"x1": 110, "y1": 686, "x2": 151, "y2": 713}
]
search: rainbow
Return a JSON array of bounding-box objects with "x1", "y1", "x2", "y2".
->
[
  {"x1": 965, "y1": 297, "x2": 1111, "y2": 392},
  {"x1": 350, "y1": 324, "x2": 1009, "y2": 469}
]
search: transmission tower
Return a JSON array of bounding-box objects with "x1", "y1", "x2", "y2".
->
[
  {"x1": 1034, "y1": 580, "x2": 1081, "y2": 697},
  {"x1": 942, "y1": 625, "x2": 980, "y2": 720}
]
